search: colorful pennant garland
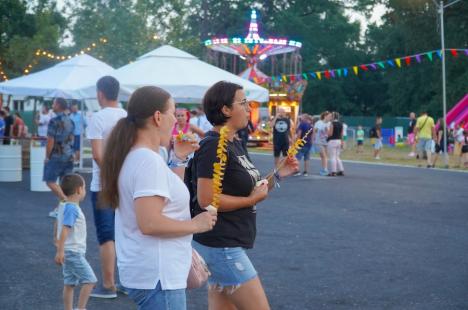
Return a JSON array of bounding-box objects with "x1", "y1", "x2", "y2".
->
[{"x1": 266, "y1": 48, "x2": 467, "y2": 83}]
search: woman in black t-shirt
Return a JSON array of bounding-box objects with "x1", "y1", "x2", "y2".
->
[{"x1": 191, "y1": 81, "x2": 298, "y2": 310}]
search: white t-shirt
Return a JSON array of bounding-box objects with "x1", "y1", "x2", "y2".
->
[
  {"x1": 314, "y1": 120, "x2": 330, "y2": 145},
  {"x1": 87, "y1": 107, "x2": 127, "y2": 192},
  {"x1": 56, "y1": 202, "x2": 87, "y2": 254},
  {"x1": 342, "y1": 123, "x2": 348, "y2": 137},
  {"x1": 116, "y1": 148, "x2": 192, "y2": 290},
  {"x1": 38, "y1": 113, "x2": 52, "y2": 137},
  {"x1": 197, "y1": 114, "x2": 213, "y2": 133}
]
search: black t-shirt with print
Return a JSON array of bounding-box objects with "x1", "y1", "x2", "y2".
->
[
  {"x1": 273, "y1": 117, "x2": 291, "y2": 145},
  {"x1": 192, "y1": 131, "x2": 261, "y2": 249},
  {"x1": 408, "y1": 119, "x2": 417, "y2": 134}
]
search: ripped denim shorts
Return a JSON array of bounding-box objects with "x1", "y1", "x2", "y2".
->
[{"x1": 192, "y1": 241, "x2": 257, "y2": 293}]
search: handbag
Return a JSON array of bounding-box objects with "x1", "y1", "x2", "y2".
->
[{"x1": 187, "y1": 249, "x2": 210, "y2": 289}]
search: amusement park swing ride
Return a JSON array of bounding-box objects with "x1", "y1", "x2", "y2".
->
[{"x1": 204, "y1": 9, "x2": 307, "y2": 143}]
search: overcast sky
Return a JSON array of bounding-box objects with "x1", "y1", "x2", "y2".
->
[{"x1": 55, "y1": 0, "x2": 387, "y2": 46}]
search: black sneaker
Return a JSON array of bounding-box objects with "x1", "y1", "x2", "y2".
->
[
  {"x1": 336, "y1": 171, "x2": 344, "y2": 176},
  {"x1": 90, "y1": 286, "x2": 117, "y2": 299}
]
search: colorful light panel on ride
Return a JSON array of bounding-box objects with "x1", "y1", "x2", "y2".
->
[{"x1": 204, "y1": 10, "x2": 302, "y2": 63}]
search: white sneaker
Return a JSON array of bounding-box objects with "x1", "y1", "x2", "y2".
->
[
  {"x1": 375, "y1": 156, "x2": 381, "y2": 160},
  {"x1": 408, "y1": 152, "x2": 416, "y2": 157},
  {"x1": 48, "y1": 209, "x2": 58, "y2": 218}
]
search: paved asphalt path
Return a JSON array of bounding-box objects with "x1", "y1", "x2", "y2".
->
[{"x1": 1, "y1": 155, "x2": 467, "y2": 309}]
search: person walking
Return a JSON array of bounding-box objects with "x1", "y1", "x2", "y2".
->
[
  {"x1": 271, "y1": 107, "x2": 292, "y2": 168},
  {"x1": 43, "y1": 98, "x2": 75, "y2": 218},
  {"x1": 371, "y1": 116, "x2": 383, "y2": 160},
  {"x1": 87, "y1": 76, "x2": 127, "y2": 298},
  {"x1": 100, "y1": 85, "x2": 216, "y2": 310},
  {"x1": 327, "y1": 112, "x2": 344, "y2": 176},
  {"x1": 69, "y1": 101, "x2": 87, "y2": 165},
  {"x1": 54, "y1": 174, "x2": 97, "y2": 310},
  {"x1": 356, "y1": 125, "x2": 365, "y2": 153},
  {"x1": 189, "y1": 81, "x2": 298, "y2": 310},
  {"x1": 407, "y1": 112, "x2": 417, "y2": 157},
  {"x1": 414, "y1": 111, "x2": 435, "y2": 168},
  {"x1": 431, "y1": 118, "x2": 449, "y2": 167},
  {"x1": 294, "y1": 114, "x2": 313, "y2": 176},
  {"x1": 313, "y1": 111, "x2": 331, "y2": 175}
]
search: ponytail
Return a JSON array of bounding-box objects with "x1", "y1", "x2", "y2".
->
[
  {"x1": 99, "y1": 86, "x2": 171, "y2": 209},
  {"x1": 100, "y1": 118, "x2": 137, "y2": 208}
]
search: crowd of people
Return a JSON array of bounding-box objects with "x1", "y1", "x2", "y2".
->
[
  {"x1": 272, "y1": 109, "x2": 347, "y2": 177},
  {"x1": 406, "y1": 111, "x2": 468, "y2": 168},
  {"x1": 0, "y1": 107, "x2": 27, "y2": 144},
  {"x1": 36, "y1": 77, "x2": 299, "y2": 310},
  {"x1": 1, "y1": 76, "x2": 467, "y2": 310}
]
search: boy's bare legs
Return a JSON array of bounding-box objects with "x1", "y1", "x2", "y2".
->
[
  {"x1": 78, "y1": 283, "x2": 95, "y2": 309},
  {"x1": 63, "y1": 285, "x2": 74, "y2": 310}
]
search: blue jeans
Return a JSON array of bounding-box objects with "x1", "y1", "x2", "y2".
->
[
  {"x1": 127, "y1": 282, "x2": 186, "y2": 310},
  {"x1": 296, "y1": 145, "x2": 311, "y2": 161},
  {"x1": 91, "y1": 191, "x2": 115, "y2": 245}
]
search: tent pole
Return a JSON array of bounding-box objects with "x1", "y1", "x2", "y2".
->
[{"x1": 79, "y1": 100, "x2": 84, "y2": 171}]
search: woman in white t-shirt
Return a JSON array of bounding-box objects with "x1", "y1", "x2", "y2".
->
[
  {"x1": 100, "y1": 86, "x2": 217, "y2": 310},
  {"x1": 312, "y1": 111, "x2": 332, "y2": 176}
]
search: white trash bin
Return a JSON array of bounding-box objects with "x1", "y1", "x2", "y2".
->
[
  {"x1": 30, "y1": 143, "x2": 50, "y2": 191},
  {"x1": 0, "y1": 144, "x2": 22, "y2": 182}
]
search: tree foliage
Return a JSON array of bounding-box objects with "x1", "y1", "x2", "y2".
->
[{"x1": 1, "y1": 0, "x2": 467, "y2": 117}]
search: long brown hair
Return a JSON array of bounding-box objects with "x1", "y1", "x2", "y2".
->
[{"x1": 100, "y1": 86, "x2": 171, "y2": 208}]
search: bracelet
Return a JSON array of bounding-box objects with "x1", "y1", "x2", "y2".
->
[{"x1": 168, "y1": 152, "x2": 189, "y2": 168}]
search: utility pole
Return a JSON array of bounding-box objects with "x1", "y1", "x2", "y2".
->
[{"x1": 433, "y1": 0, "x2": 464, "y2": 168}]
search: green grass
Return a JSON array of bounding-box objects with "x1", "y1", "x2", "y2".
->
[{"x1": 248, "y1": 142, "x2": 468, "y2": 171}]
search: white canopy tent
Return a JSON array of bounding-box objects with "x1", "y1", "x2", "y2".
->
[
  {"x1": 79, "y1": 45, "x2": 269, "y2": 103},
  {"x1": 0, "y1": 54, "x2": 115, "y2": 99},
  {"x1": 0, "y1": 54, "x2": 116, "y2": 172}
]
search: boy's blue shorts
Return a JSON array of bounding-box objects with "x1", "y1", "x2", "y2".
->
[{"x1": 63, "y1": 251, "x2": 97, "y2": 286}]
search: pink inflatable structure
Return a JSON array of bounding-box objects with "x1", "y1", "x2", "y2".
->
[{"x1": 447, "y1": 94, "x2": 468, "y2": 130}]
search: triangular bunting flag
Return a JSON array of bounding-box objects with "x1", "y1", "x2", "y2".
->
[
  {"x1": 343, "y1": 68, "x2": 348, "y2": 77},
  {"x1": 282, "y1": 75, "x2": 287, "y2": 82},
  {"x1": 405, "y1": 56, "x2": 411, "y2": 66},
  {"x1": 360, "y1": 65, "x2": 369, "y2": 71},
  {"x1": 465, "y1": 49, "x2": 468, "y2": 56},
  {"x1": 316, "y1": 72, "x2": 322, "y2": 80},
  {"x1": 450, "y1": 49, "x2": 458, "y2": 57},
  {"x1": 427, "y1": 52, "x2": 433, "y2": 61},
  {"x1": 330, "y1": 70, "x2": 336, "y2": 78},
  {"x1": 302, "y1": 73, "x2": 308, "y2": 80},
  {"x1": 310, "y1": 72, "x2": 316, "y2": 79},
  {"x1": 437, "y1": 50, "x2": 442, "y2": 59},
  {"x1": 416, "y1": 55, "x2": 422, "y2": 63},
  {"x1": 378, "y1": 62, "x2": 385, "y2": 69},
  {"x1": 387, "y1": 60, "x2": 395, "y2": 67},
  {"x1": 370, "y1": 64, "x2": 377, "y2": 70},
  {"x1": 337, "y1": 69, "x2": 342, "y2": 77},
  {"x1": 353, "y1": 66, "x2": 358, "y2": 75},
  {"x1": 395, "y1": 58, "x2": 401, "y2": 68},
  {"x1": 324, "y1": 70, "x2": 331, "y2": 79}
]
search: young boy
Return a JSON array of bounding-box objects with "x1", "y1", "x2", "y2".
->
[
  {"x1": 54, "y1": 174, "x2": 97, "y2": 310},
  {"x1": 356, "y1": 125, "x2": 364, "y2": 153}
]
